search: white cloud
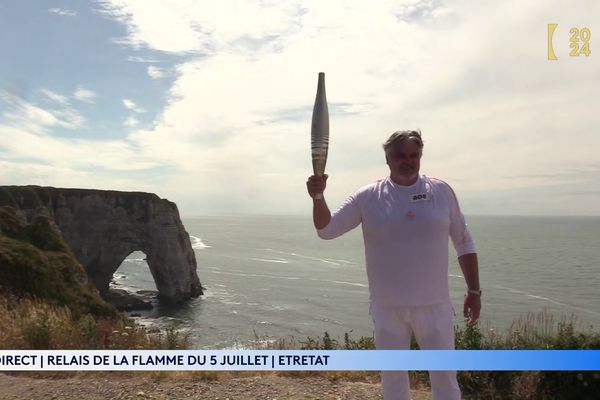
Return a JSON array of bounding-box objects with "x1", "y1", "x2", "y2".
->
[
  {"x1": 124, "y1": 116, "x2": 139, "y2": 127},
  {"x1": 127, "y1": 56, "x2": 159, "y2": 63},
  {"x1": 98, "y1": 0, "x2": 304, "y2": 54},
  {"x1": 53, "y1": 108, "x2": 86, "y2": 130},
  {"x1": 0, "y1": 160, "x2": 88, "y2": 188},
  {"x1": 1, "y1": 92, "x2": 85, "y2": 133},
  {"x1": 147, "y1": 65, "x2": 164, "y2": 79},
  {"x1": 122, "y1": 99, "x2": 145, "y2": 113},
  {"x1": 73, "y1": 87, "x2": 97, "y2": 103},
  {"x1": 98, "y1": 0, "x2": 206, "y2": 53},
  {"x1": 41, "y1": 89, "x2": 69, "y2": 105},
  {"x1": 122, "y1": 99, "x2": 145, "y2": 128},
  {"x1": 0, "y1": 122, "x2": 161, "y2": 174},
  {"x1": 48, "y1": 8, "x2": 77, "y2": 17}
]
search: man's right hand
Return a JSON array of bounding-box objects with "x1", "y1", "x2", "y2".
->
[{"x1": 306, "y1": 174, "x2": 328, "y2": 199}]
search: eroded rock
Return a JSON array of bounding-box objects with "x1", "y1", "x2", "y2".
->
[{"x1": 0, "y1": 186, "x2": 203, "y2": 304}]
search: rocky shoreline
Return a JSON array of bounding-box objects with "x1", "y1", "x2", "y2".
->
[{"x1": 102, "y1": 288, "x2": 155, "y2": 312}]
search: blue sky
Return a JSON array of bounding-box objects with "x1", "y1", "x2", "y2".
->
[
  {"x1": 1, "y1": 1, "x2": 599, "y2": 216},
  {"x1": 1, "y1": 2, "x2": 181, "y2": 139}
]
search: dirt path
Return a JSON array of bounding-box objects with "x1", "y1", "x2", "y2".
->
[{"x1": 0, "y1": 372, "x2": 433, "y2": 400}]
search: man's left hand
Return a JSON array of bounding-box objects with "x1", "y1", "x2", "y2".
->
[{"x1": 463, "y1": 293, "x2": 481, "y2": 325}]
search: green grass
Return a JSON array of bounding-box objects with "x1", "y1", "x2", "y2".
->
[{"x1": 0, "y1": 206, "x2": 116, "y2": 318}]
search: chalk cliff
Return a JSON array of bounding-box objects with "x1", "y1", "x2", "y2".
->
[{"x1": 0, "y1": 186, "x2": 202, "y2": 304}]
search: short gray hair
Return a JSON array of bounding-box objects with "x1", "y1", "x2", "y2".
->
[{"x1": 383, "y1": 130, "x2": 424, "y2": 152}]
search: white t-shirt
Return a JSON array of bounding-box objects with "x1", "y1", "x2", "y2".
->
[{"x1": 317, "y1": 175, "x2": 476, "y2": 307}]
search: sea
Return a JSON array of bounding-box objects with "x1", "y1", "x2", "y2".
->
[{"x1": 112, "y1": 215, "x2": 600, "y2": 349}]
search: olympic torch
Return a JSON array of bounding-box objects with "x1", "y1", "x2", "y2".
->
[{"x1": 311, "y1": 72, "x2": 329, "y2": 199}]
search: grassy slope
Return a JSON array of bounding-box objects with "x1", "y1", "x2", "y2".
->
[{"x1": 0, "y1": 206, "x2": 116, "y2": 318}]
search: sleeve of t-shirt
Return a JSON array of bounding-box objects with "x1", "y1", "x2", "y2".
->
[
  {"x1": 317, "y1": 193, "x2": 362, "y2": 240},
  {"x1": 447, "y1": 183, "x2": 477, "y2": 257}
]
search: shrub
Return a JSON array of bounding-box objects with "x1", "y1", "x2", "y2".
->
[{"x1": 0, "y1": 295, "x2": 189, "y2": 350}]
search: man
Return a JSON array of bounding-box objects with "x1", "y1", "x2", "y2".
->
[{"x1": 306, "y1": 130, "x2": 481, "y2": 400}]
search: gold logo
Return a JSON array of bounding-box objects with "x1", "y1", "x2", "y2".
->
[
  {"x1": 548, "y1": 24, "x2": 558, "y2": 60},
  {"x1": 548, "y1": 24, "x2": 592, "y2": 60},
  {"x1": 570, "y1": 27, "x2": 591, "y2": 57}
]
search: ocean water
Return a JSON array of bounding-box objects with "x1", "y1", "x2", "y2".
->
[{"x1": 113, "y1": 215, "x2": 600, "y2": 349}]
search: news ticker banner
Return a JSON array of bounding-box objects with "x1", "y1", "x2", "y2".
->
[{"x1": 1, "y1": 350, "x2": 599, "y2": 371}]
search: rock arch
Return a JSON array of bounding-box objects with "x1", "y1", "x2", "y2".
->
[{"x1": 0, "y1": 186, "x2": 202, "y2": 303}]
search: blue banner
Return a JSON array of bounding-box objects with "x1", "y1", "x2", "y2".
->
[{"x1": 1, "y1": 350, "x2": 599, "y2": 371}]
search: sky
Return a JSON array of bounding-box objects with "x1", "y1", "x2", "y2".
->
[{"x1": 1, "y1": 1, "x2": 599, "y2": 217}]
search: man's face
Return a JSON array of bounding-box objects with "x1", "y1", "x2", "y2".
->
[{"x1": 385, "y1": 139, "x2": 422, "y2": 184}]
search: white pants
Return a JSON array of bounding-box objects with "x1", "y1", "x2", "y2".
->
[{"x1": 371, "y1": 302, "x2": 461, "y2": 400}]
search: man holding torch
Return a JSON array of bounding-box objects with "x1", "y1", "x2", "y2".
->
[{"x1": 306, "y1": 127, "x2": 481, "y2": 400}]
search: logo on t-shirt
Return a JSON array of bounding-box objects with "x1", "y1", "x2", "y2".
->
[{"x1": 410, "y1": 193, "x2": 429, "y2": 202}]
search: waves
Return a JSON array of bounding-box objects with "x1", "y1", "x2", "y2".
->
[
  {"x1": 200, "y1": 246, "x2": 357, "y2": 269},
  {"x1": 493, "y1": 285, "x2": 600, "y2": 317},
  {"x1": 190, "y1": 235, "x2": 211, "y2": 249},
  {"x1": 248, "y1": 257, "x2": 289, "y2": 264},
  {"x1": 258, "y1": 248, "x2": 357, "y2": 267},
  {"x1": 448, "y1": 274, "x2": 600, "y2": 318},
  {"x1": 205, "y1": 266, "x2": 367, "y2": 289}
]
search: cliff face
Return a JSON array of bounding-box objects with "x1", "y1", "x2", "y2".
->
[
  {"x1": 0, "y1": 186, "x2": 202, "y2": 304},
  {"x1": 0, "y1": 206, "x2": 116, "y2": 317}
]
